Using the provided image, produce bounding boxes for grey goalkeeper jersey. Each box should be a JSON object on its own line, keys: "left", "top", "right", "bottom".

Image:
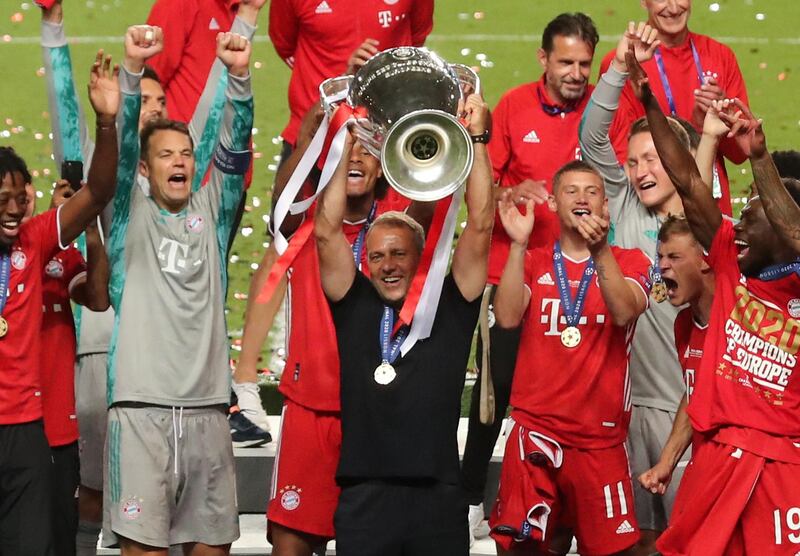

{"left": 40, "top": 17, "right": 256, "bottom": 357}
{"left": 106, "top": 70, "right": 253, "bottom": 408}
{"left": 579, "top": 65, "right": 684, "bottom": 413}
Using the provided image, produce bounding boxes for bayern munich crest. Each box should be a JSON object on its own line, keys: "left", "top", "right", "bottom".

{"left": 279, "top": 485, "right": 302, "bottom": 511}
{"left": 10, "top": 250, "right": 26, "bottom": 270}
{"left": 185, "top": 214, "right": 204, "bottom": 233}
{"left": 121, "top": 497, "right": 142, "bottom": 520}
{"left": 788, "top": 298, "right": 800, "bottom": 319}
{"left": 45, "top": 259, "right": 64, "bottom": 278}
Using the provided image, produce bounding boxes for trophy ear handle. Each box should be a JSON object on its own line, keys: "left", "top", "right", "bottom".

{"left": 450, "top": 63, "right": 481, "bottom": 98}
{"left": 319, "top": 75, "right": 354, "bottom": 116}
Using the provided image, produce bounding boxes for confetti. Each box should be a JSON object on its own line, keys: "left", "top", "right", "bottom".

{"left": 778, "top": 72, "right": 787, "bottom": 81}
{"left": 4, "top": 119, "right": 12, "bottom": 125}
{"left": 476, "top": 53, "right": 487, "bottom": 62}
{"left": 457, "top": 12, "right": 469, "bottom": 20}
{"left": 254, "top": 61, "right": 263, "bottom": 69}
{"left": 34, "top": 132, "right": 43, "bottom": 140}
{"left": 42, "top": 168, "right": 50, "bottom": 176}
{"left": 36, "top": 191, "right": 44, "bottom": 198}
{"left": 262, "top": 214, "right": 271, "bottom": 223}
{"left": 473, "top": 11, "right": 484, "bottom": 20}
{"left": 234, "top": 292, "right": 248, "bottom": 300}
{"left": 241, "top": 226, "right": 254, "bottom": 237}
{"left": 460, "top": 48, "right": 471, "bottom": 56}
{"left": 253, "top": 152, "right": 263, "bottom": 159}
{"left": 267, "top": 164, "right": 278, "bottom": 172}
{"left": 21, "top": 3, "right": 31, "bottom": 10}
{"left": 36, "top": 67, "right": 45, "bottom": 77}
{"left": 10, "top": 12, "right": 23, "bottom": 23}
{"left": 252, "top": 127, "right": 259, "bottom": 135}
{"left": 2, "top": 35, "right": 12, "bottom": 43}
{"left": 759, "top": 62, "right": 767, "bottom": 69}
{"left": 252, "top": 197, "right": 261, "bottom": 207}
{"left": 709, "top": 3, "right": 720, "bottom": 12}
{"left": 755, "top": 13, "right": 765, "bottom": 21}
{"left": 250, "top": 263, "right": 259, "bottom": 270}
{"left": 229, "top": 254, "right": 240, "bottom": 263}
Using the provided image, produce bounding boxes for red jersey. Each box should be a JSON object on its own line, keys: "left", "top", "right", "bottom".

{"left": 687, "top": 220, "right": 800, "bottom": 463}
{"left": 486, "top": 78, "right": 593, "bottom": 284}
{"left": 599, "top": 32, "right": 749, "bottom": 215}
{"left": 0, "top": 209, "right": 61, "bottom": 425}
{"left": 510, "top": 244, "right": 651, "bottom": 449}
{"left": 147, "top": 0, "right": 238, "bottom": 124}
{"left": 269, "top": 0, "right": 433, "bottom": 146}
{"left": 40, "top": 246, "right": 86, "bottom": 447}
{"left": 673, "top": 307, "right": 708, "bottom": 403}
{"left": 279, "top": 194, "right": 409, "bottom": 412}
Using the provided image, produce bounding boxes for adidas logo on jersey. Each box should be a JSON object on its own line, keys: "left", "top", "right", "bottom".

{"left": 523, "top": 130, "right": 540, "bottom": 144}
{"left": 208, "top": 17, "right": 220, "bottom": 30}
{"left": 616, "top": 520, "right": 635, "bottom": 534}
{"left": 315, "top": 1, "right": 333, "bottom": 13}
{"left": 537, "top": 272, "right": 555, "bottom": 286}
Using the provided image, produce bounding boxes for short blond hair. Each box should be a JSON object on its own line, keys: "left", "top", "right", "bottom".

{"left": 367, "top": 211, "right": 425, "bottom": 254}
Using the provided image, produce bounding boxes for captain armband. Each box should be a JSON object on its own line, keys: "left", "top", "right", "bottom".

{"left": 213, "top": 144, "right": 252, "bottom": 175}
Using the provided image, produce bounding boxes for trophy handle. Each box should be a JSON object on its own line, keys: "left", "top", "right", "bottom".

{"left": 319, "top": 75, "right": 354, "bottom": 116}
{"left": 450, "top": 63, "right": 481, "bottom": 98}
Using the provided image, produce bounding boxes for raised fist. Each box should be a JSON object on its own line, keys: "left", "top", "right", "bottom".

{"left": 124, "top": 25, "right": 164, "bottom": 73}
{"left": 216, "top": 32, "right": 251, "bottom": 78}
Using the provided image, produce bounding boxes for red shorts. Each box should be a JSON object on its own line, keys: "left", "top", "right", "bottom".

{"left": 489, "top": 422, "right": 639, "bottom": 555}
{"left": 658, "top": 439, "right": 800, "bottom": 556}
{"left": 267, "top": 400, "right": 341, "bottom": 539}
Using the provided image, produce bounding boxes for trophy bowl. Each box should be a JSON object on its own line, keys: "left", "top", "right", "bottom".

{"left": 339, "top": 46, "right": 480, "bottom": 201}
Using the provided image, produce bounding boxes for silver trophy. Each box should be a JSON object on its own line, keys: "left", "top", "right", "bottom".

{"left": 319, "top": 47, "right": 481, "bottom": 201}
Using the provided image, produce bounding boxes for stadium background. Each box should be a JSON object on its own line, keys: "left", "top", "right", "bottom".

{"left": 1, "top": 0, "right": 798, "bottom": 411}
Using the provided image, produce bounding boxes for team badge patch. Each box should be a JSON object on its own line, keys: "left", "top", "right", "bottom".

{"left": 788, "top": 298, "right": 800, "bottom": 319}
{"left": 10, "top": 250, "right": 26, "bottom": 270}
{"left": 279, "top": 485, "right": 302, "bottom": 511}
{"left": 121, "top": 497, "right": 142, "bottom": 520}
{"left": 45, "top": 259, "right": 64, "bottom": 278}
{"left": 185, "top": 214, "right": 204, "bottom": 233}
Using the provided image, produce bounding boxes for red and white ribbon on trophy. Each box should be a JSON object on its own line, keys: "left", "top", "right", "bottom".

{"left": 257, "top": 101, "right": 464, "bottom": 353}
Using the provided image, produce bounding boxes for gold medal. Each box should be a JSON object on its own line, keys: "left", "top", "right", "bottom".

{"left": 374, "top": 362, "right": 396, "bottom": 385}
{"left": 651, "top": 281, "right": 668, "bottom": 303}
{"left": 560, "top": 326, "right": 581, "bottom": 348}
{"left": 0, "top": 316, "right": 7, "bottom": 339}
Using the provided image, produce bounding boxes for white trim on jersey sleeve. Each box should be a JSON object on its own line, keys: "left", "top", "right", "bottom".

{"left": 624, "top": 276, "right": 650, "bottom": 311}
{"left": 56, "top": 204, "right": 69, "bottom": 250}
{"left": 67, "top": 270, "right": 87, "bottom": 294}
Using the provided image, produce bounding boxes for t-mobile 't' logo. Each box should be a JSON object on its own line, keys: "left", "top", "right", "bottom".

{"left": 378, "top": 10, "right": 392, "bottom": 28}
{"left": 158, "top": 238, "right": 189, "bottom": 274}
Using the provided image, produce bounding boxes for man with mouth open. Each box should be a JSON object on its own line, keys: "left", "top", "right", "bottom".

{"left": 317, "top": 93, "right": 493, "bottom": 555}
{"left": 264, "top": 115, "right": 412, "bottom": 553}
{"left": 0, "top": 50, "right": 119, "bottom": 555}
{"left": 626, "top": 48, "right": 800, "bottom": 556}
{"left": 638, "top": 215, "right": 714, "bottom": 502}
{"left": 487, "top": 160, "right": 651, "bottom": 556}
{"left": 580, "top": 22, "right": 701, "bottom": 555}
{"left": 598, "top": 0, "right": 749, "bottom": 215}
{"left": 101, "top": 32, "right": 252, "bottom": 555}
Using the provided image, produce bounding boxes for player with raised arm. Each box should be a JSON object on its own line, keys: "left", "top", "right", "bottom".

{"left": 102, "top": 32, "right": 252, "bottom": 555}
{"left": 316, "top": 93, "right": 493, "bottom": 554}
{"left": 488, "top": 159, "right": 651, "bottom": 556}
{"left": 0, "top": 50, "right": 119, "bottom": 555}
{"left": 638, "top": 216, "right": 714, "bottom": 499}
{"left": 626, "top": 46, "right": 800, "bottom": 556}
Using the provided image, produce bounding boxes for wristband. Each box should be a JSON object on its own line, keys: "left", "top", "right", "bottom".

{"left": 214, "top": 144, "right": 251, "bottom": 175}
{"left": 471, "top": 130, "right": 491, "bottom": 144}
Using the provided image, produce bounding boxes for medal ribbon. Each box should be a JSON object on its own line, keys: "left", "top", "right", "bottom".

{"left": 380, "top": 306, "right": 408, "bottom": 364}
{"left": 757, "top": 259, "right": 800, "bottom": 281}
{"left": 352, "top": 202, "right": 377, "bottom": 270}
{"left": 552, "top": 242, "right": 595, "bottom": 327}
{"left": 536, "top": 86, "right": 577, "bottom": 116}
{"left": 0, "top": 251, "right": 10, "bottom": 316}
{"left": 651, "top": 238, "right": 664, "bottom": 284}
{"left": 653, "top": 39, "right": 704, "bottom": 116}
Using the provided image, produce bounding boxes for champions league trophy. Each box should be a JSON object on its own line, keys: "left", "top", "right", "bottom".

{"left": 319, "top": 47, "right": 481, "bottom": 201}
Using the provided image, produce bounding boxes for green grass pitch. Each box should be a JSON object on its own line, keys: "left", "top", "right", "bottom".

{"left": 1, "top": 0, "right": 798, "bottom": 369}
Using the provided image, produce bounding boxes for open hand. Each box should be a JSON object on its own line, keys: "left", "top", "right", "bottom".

{"left": 613, "top": 21, "right": 660, "bottom": 72}
{"left": 511, "top": 178, "right": 548, "bottom": 206}
{"left": 717, "top": 98, "right": 766, "bottom": 158}
{"left": 692, "top": 72, "right": 725, "bottom": 124}
{"left": 88, "top": 50, "right": 120, "bottom": 119}
{"left": 498, "top": 189, "right": 534, "bottom": 246}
